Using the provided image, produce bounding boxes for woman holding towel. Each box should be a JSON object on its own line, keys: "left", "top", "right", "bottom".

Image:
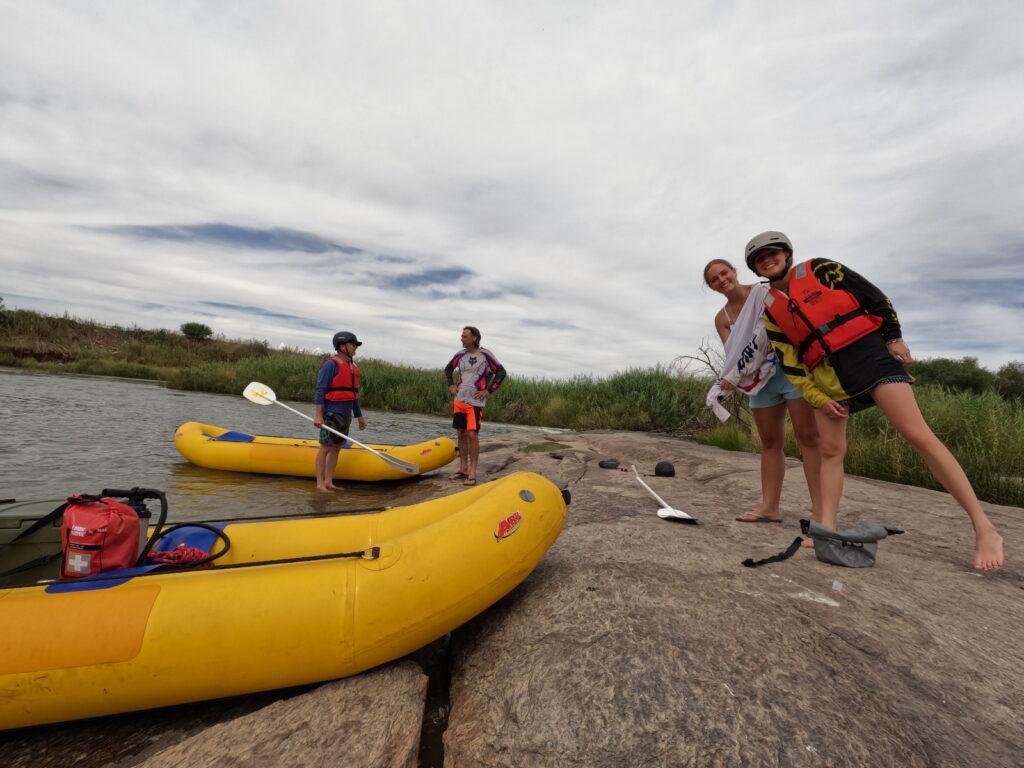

{"left": 704, "top": 259, "right": 823, "bottom": 526}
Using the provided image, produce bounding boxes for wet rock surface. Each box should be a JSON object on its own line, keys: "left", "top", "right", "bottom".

{"left": 3, "top": 431, "right": 1021, "bottom": 767}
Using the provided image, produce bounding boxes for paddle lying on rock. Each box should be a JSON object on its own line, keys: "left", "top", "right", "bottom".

{"left": 631, "top": 465, "right": 698, "bottom": 524}
{"left": 242, "top": 382, "right": 419, "bottom": 475}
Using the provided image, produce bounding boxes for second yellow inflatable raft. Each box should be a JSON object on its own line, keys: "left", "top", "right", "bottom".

{"left": 174, "top": 421, "right": 456, "bottom": 481}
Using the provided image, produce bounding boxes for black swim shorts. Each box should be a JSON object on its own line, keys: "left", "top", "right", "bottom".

{"left": 319, "top": 411, "right": 353, "bottom": 446}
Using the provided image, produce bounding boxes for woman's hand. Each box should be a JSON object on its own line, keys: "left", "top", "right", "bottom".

{"left": 719, "top": 379, "right": 736, "bottom": 392}
{"left": 887, "top": 340, "right": 913, "bottom": 367}
{"left": 357, "top": 416, "right": 367, "bottom": 431}
{"left": 477, "top": 389, "right": 491, "bottom": 400}
{"left": 821, "top": 400, "right": 849, "bottom": 420}
{"left": 448, "top": 384, "right": 458, "bottom": 396}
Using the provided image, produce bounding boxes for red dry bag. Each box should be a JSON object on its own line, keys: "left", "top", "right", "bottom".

{"left": 61, "top": 496, "right": 142, "bottom": 578}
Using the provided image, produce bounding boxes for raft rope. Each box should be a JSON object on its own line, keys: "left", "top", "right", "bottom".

{"left": 201, "top": 505, "right": 389, "bottom": 524}
{"left": 9, "top": 545, "right": 383, "bottom": 590}
{"left": 148, "top": 543, "right": 216, "bottom": 567}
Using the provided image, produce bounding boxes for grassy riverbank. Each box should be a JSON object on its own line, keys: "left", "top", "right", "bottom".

{"left": 699, "top": 387, "right": 1024, "bottom": 508}
{"left": 3, "top": 307, "right": 1023, "bottom": 505}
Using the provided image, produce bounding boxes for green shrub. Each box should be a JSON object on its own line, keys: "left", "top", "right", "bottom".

{"left": 910, "top": 357, "right": 996, "bottom": 394}
{"left": 995, "top": 362, "right": 1024, "bottom": 403}
{"left": 180, "top": 322, "right": 214, "bottom": 341}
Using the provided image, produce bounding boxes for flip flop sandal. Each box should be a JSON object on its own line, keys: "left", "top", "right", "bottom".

{"left": 735, "top": 512, "right": 783, "bottom": 523}
{"left": 450, "top": 471, "right": 469, "bottom": 480}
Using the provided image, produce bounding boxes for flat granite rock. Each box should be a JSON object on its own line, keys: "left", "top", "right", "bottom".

{"left": 445, "top": 430, "right": 1024, "bottom": 768}
{"left": 135, "top": 661, "right": 427, "bottom": 768}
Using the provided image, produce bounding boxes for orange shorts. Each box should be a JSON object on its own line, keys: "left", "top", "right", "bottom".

{"left": 453, "top": 400, "right": 483, "bottom": 431}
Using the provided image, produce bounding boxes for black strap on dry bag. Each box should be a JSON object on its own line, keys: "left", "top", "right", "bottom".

{"left": 742, "top": 536, "right": 803, "bottom": 568}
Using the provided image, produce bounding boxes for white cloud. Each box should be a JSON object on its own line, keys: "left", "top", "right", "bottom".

{"left": 2, "top": 1, "right": 1023, "bottom": 379}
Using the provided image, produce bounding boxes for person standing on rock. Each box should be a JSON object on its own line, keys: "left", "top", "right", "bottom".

{"left": 745, "top": 231, "right": 1004, "bottom": 571}
{"left": 443, "top": 326, "right": 506, "bottom": 486}
{"left": 313, "top": 331, "right": 367, "bottom": 492}
{"left": 704, "top": 259, "right": 823, "bottom": 530}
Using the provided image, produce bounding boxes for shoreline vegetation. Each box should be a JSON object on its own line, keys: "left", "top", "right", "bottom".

{"left": 2, "top": 307, "right": 1023, "bottom": 506}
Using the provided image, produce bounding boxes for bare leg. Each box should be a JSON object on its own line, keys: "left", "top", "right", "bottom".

{"left": 322, "top": 446, "right": 341, "bottom": 491}
{"left": 786, "top": 398, "right": 823, "bottom": 521}
{"left": 871, "top": 382, "right": 1003, "bottom": 571}
{"left": 813, "top": 409, "right": 848, "bottom": 531}
{"left": 315, "top": 445, "right": 338, "bottom": 491}
{"left": 454, "top": 429, "right": 469, "bottom": 476}
{"left": 466, "top": 430, "right": 481, "bottom": 482}
{"left": 741, "top": 404, "right": 786, "bottom": 521}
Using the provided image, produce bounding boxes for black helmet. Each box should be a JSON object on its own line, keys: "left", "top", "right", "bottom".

{"left": 332, "top": 331, "right": 362, "bottom": 350}
{"left": 654, "top": 461, "right": 675, "bottom": 477}
{"left": 744, "top": 231, "right": 793, "bottom": 275}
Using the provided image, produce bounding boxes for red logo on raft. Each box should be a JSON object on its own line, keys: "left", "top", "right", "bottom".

{"left": 420, "top": 448, "right": 433, "bottom": 455}
{"left": 494, "top": 511, "right": 523, "bottom": 541}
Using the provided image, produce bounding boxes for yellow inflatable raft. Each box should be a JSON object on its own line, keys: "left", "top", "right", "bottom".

{"left": 0, "top": 472, "right": 567, "bottom": 730}
{"left": 174, "top": 421, "right": 456, "bottom": 480}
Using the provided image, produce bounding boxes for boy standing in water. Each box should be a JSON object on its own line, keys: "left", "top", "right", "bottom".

{"left": 313, "top": 331, "right": 367, "bottom": 492}
{"left": 444, "top": 326, "right": 507, "bottom": 486}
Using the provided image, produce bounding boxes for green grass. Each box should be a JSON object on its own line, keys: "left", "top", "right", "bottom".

{"left": 4, "top": 307, "right": 1024, "bottom": 505}
{"left": 697, "top": 386, "right": 1024, "bottom": 507}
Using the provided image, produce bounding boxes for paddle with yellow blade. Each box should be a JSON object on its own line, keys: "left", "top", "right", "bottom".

{"left": 242, "top": 381, "right": 420, "bottom": 475}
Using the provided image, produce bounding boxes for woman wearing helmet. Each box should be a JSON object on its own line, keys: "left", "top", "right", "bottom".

{"left": 704, "top": 259, "right": 823, "bottom": 527}
{"left": 747, "top": 231, "right": 1003, "bottom": 571}
{"left": 312, "top": 331, "right": 368, "bottom": 491}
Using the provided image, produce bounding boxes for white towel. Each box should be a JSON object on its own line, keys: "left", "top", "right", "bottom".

{"left": 706, "top": 284, "right": 778, "bottom": 421}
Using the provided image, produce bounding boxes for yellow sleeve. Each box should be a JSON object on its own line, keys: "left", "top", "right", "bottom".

{"left": 762, "top": 313, "right": 830, "bottom": 409}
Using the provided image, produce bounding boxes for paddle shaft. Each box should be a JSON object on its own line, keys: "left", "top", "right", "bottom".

{"left": 632, "top": 466, "right": 676, "bottom": 511}
{"left": 268, "top": 399, "right": 418, "bottom": 475}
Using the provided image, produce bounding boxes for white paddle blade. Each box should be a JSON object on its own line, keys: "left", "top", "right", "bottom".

{"left": 657, "top": 507, "right": 698, "bottom": 524}
{"left": 243, "top": 381, "right": 277, "bottom": 405}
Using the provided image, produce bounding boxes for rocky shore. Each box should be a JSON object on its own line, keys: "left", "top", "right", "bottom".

{"left": 4, "top": 431, "right": 1022, "bottom": 767}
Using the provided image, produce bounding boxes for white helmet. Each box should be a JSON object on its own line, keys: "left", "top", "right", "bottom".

{"left": 744, "top": 231, "right": 793, "bottom": 274}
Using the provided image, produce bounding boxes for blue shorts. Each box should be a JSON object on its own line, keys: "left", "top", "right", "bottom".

{"left": 749, "top": 365, "right": 804, "bottom": 409}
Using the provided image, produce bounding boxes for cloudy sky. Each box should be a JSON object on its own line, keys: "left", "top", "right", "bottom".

{"left": 2, "top": 1, "right": 1023, "bottom": 378}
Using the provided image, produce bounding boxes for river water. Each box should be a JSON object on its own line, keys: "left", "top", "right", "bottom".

{"left": 0, "top": 368, "right": 531, "bottom": 521}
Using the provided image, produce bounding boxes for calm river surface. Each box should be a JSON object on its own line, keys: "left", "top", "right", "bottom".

{"left": 0, "top": 368, "right": 535, "bottom": 520}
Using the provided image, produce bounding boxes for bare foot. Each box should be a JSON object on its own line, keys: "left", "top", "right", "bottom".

{"left": 315, "top": 486, "right": 332, "bottom": 493}
{"left": 974, "top": 528, "right": 1004, "bottom": 571}
{"left": 800, "top": 538, "right": 815, "bottom": 549}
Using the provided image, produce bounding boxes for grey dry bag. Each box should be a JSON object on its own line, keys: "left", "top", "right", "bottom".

{"left": 742, "top": 519, "right": 903, "bottom": 569}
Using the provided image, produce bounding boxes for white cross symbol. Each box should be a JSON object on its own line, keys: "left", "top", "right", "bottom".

{"left": 67, "top": 553, "right": 92, "bottom": 573}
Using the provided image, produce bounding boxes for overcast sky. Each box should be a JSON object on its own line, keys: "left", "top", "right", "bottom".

{"left": 2, "top": 1, "right": 1023, "bottom": 378}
